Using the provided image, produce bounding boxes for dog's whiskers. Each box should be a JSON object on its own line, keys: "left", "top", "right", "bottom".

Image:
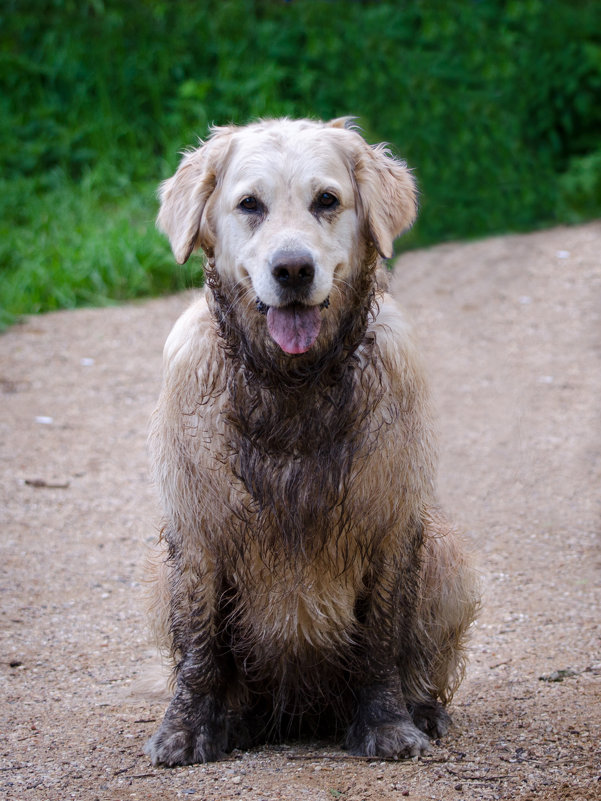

{"left": 218, "top": 278, "right": 255, "bottom": 319}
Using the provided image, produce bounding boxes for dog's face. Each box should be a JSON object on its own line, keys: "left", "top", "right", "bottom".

{"left": 158, "top": 119, "right": 417, "bottom": 354}
{"left": 210, "top": 127, "right": 361, "bottom": 310}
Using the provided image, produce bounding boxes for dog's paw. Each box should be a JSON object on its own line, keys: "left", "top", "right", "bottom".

{"left": 408, "top": 700, "right": 451, "bottom": 739}
{"left": 145, "top": 693, "right": 228, "bottom": 766}
{"left": 145, "top": 720, "right": 227, "bottom": 766}
{"left": 345, "top": 716, "right": 431, "bottom": 759}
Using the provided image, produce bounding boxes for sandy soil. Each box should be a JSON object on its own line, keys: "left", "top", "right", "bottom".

{"left": 1, "top": 221, "right": 600, "bottom": 800}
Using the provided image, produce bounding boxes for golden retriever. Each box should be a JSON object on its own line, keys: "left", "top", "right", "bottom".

{"left": 144, "top": 118, "right": 479, "bottom": 766}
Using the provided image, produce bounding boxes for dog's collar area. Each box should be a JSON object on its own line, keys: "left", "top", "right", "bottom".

{"left": 255, "top": 297, "right": 330, "bottom": 315}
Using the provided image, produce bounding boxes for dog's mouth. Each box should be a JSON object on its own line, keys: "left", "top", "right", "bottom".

{"left": 256, "top": 298, "right": 330, "bottom": 355}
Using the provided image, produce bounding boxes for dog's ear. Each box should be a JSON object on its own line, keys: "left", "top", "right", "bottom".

{"left": 157, "top": 128, "right": 234, "bottom": 264}
{"left": 354, "top": 141, "right": 418, "bottom": 260}
{"left": 327, "top": 116, "right": 358, "bottom": 130}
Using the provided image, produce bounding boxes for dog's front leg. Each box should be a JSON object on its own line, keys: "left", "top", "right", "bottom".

{"left": 145, "top": 654, "right": 228, "bottom": 767}
{"left": 345, "top": 673, "right": 430, "bottom": 758}
{"left": 145, "top": 677, "right": 227, "bottom": 766}
{"left": 145, "top": 558, "right": 229, "bottom": 766}
{"left": 346, "top": 519, "right": 431, "bottom": 758}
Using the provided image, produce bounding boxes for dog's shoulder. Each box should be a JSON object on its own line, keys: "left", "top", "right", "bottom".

{"left": 370, "top": 293, "right": 420, "bottom": 366}
{"left": 367, "top": 292, "right": 430, "bottom": 412}
{"left": 372, "top": 292, "right": 412, "bottom": 336}
{"left": 161, "top": 291, "right": 220, "bottom": 390}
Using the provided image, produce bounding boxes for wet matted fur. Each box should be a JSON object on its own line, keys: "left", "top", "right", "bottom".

{"left": 144, "top": 118, "right": 479, "bottom": 766}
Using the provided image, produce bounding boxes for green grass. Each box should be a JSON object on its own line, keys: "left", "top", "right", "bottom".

{"left": 0, "top": 170, "right": 203, "bottom": 329}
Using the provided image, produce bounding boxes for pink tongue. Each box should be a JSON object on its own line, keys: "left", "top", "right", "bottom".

{"left": 266, "top": 305, "right": 322, "bottom": 354}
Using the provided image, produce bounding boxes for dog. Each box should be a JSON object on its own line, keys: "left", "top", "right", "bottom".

{"left": 144, "top": 118, "right": 479, "bottom": 766}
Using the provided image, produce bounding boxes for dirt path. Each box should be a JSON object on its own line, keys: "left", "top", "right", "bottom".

{"left": 1, "top": 222, "right": 600, "bottom": 800}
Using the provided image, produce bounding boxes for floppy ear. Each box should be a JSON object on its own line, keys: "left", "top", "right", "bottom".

{"left": 354, "top": 141, "right": 418, "bottom": 259}
{"left": 157, "top": 127, "right": 234, "bottom": 264}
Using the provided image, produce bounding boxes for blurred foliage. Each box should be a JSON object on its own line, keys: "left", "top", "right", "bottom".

{"left": 1, "top": 0, "right": 600, "bottom": 324}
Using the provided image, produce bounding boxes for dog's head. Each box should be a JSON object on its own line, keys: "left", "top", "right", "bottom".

{"left": 158, "top": 118, "right": 417, "bottom": 355}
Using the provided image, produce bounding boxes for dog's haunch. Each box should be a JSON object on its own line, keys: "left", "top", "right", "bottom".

{"left": 145, "top": 118, "right": 479, "bottom": 766}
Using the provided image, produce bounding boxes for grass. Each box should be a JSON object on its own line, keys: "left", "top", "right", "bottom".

{"left": 0, "top": 169, "right": 203, "bottom": 330}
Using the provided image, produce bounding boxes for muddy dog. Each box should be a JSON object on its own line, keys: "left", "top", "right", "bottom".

{"left": 144, "top": 118, "right": 479, "bottom": 766}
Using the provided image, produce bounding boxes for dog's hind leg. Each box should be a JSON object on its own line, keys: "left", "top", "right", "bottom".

{"left": 404, "top": 507, "right": 480, "bottom": 737}
{"left": 406, "top": 699, "right": 451, "bottom": 738}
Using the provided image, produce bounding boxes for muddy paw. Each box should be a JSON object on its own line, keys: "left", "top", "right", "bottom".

{"left": 346, "top": 716, "right": 431, "bottom": 759}
{"left": 145, "top": 693, "right": 228, "bottom": 766}
{"left": 409, "top": 700, "right": 451, "bottom": 738}
{"left": 145, "top": 719, "right": 227, "bottom": 766}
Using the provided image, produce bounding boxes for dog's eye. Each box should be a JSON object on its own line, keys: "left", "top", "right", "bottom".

{"left": 316, "top": 192, "right": 338, "bottom": 209}
{"left": 239, "top": 196, "right": 259, "bottom": 211}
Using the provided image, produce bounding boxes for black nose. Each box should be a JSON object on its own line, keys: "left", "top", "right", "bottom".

{"left": 271, "top": 249, "right": 315, "bottom": 290}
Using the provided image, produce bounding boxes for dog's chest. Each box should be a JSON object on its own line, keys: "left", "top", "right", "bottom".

{"left": 230, "top": 548, "right": 364, "bottom": 660}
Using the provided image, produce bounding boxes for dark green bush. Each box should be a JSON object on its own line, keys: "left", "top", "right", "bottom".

{"left": 1, "top": 0, "right": 600, "bottom": 323}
